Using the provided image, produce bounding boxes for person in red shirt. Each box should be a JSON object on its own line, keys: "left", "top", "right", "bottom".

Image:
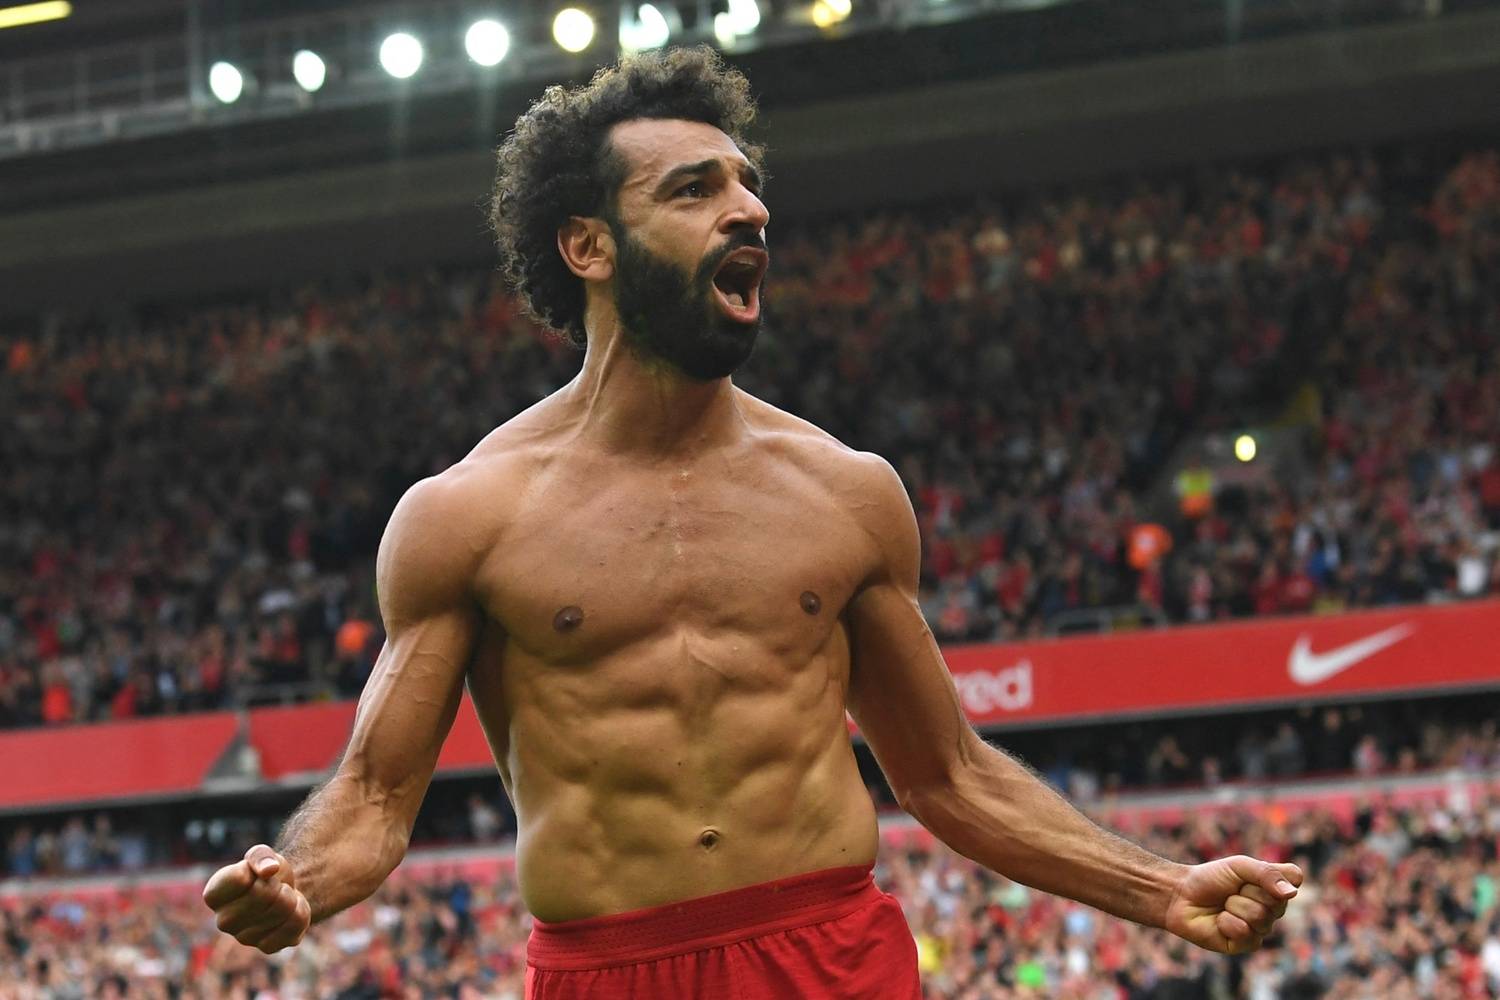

{"left": 110, "top": 679, "right": 137, "bottom": 720}
{"left": 1253, "top": 560, "right": 1284, "bottom": 617}
{"left": 1279, "top": 563, "right": 1317, "bottom": 614}
{"left": 40, "top": 662, "right": 73, "bottom": 725}
{"left": 1479, "top": 453, "right": 1500, "bottom": 528}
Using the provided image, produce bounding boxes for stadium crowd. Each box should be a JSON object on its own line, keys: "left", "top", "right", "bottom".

{"left": 1, "top": 142, "right": 1498, "bottom": 731}
{"left": 3, "top": 790, "right": 1498, "bottom": 998}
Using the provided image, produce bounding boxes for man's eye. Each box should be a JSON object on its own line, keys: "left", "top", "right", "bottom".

{"left": 677, "top": 181, "right": 707, "bottom": 198}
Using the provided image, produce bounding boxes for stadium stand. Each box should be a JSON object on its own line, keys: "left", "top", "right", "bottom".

{"left": 5, "top": 781, "right": 1498, "bottom": 998}
{"left": 1, "top": 143, "right": 1497, "bottom": 728}
{"left": 4, "top": 8, "right": 1500, "bottom": 991}
{"left": 2, "top": 23, "right": 1500, "bottom": 995}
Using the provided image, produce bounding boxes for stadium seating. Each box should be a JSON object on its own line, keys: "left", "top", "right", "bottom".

{"left": 5, "top": 789, "right": 1497, "bottom": 998}
{"left": 1, "top": 144, "right": 1496, "bottom": 729}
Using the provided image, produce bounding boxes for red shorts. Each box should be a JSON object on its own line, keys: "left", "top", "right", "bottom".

{"left": 524, "top": 863, "right": 922, "bottom": 998}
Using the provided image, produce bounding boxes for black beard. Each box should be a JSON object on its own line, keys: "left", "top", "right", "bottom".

{"left": 612, "top": 228, "right": 764, "bottom": 382}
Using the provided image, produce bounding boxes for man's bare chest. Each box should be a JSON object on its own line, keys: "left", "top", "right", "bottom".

{"left": 475, "top": 462, "right": 875, "bottom": 668}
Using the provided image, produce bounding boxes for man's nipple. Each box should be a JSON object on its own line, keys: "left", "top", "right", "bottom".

{"left": 552, "top": 606, "right": 583, "bottom": 632}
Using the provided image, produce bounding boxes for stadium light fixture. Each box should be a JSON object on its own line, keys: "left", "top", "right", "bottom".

{"left": 292, "top": 50, "right": 326, "bottom": 92}
{"left": 620, "top": 4, "right": 670, "bottom": 52}
{"left": 465, "top": 19, "right": 511, "bottom": 66}
{"left": 1235, "top": 434, "right": 1258, "bottom": 463}
{"left": 713, "top": 12, "right": 736, "bottom": 45}
{"left": 812, "top": 0, "right": 850, "bottom": 27}
{"left": 713, "top": 0, "right": 760, "bottom": 44}
{"left": 0, "top": 1, "right": 71, "bottom": 31}
{"left": 553, "top": 7, "right": 595, "bottom": 52}
{"left": 379, "top": 32, "right": 423, "bottom": 79}
{"left": 208, "top": 61, "right": 245, "bottom": 104}
{"left": 727, "top": 0, "right": 761, "bottom": 34}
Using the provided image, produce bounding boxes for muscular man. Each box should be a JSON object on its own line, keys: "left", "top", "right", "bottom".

{"left": 203, "top": 47, "right": 1302, "bottom": 996}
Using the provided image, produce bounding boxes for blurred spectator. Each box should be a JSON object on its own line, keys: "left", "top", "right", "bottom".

{"left": 9, "top": 790, "right": 1499, "bottom": 998}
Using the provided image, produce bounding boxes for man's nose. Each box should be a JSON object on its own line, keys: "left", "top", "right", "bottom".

{"left": 721, "top": 185, "right": 769, "bottom": 236}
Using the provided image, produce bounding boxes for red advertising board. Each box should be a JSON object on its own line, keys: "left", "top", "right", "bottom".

{"left": 936, "top": 598, "right": 1500, "bottom": 728}
{"left": 0, "top": 713, "right": 237, "bottom": 809}
{"left": 1, "top": 600, "right": 1495, "bottom": 810}
{"left": 248, "top": 702, "right": 357, "bottom": 780}
{"left": 244, "top": 697, "right": 494, "bottom": 781}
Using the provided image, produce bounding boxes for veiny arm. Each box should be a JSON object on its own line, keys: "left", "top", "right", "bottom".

{"left": 842, "top": 454, "right": 1300, "bottom": 952}
{"left": 204, "top": 470, "right": 485, "bottom": 950}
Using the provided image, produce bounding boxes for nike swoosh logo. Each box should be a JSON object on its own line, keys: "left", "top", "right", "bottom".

{"left": 1287, "top": 623, "right": 1417, "bottom": 685}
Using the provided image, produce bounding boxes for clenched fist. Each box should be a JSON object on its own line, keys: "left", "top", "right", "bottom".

{"left": 1164, "top": 855, "right": 1304, "bottom": 955}
{"left": 202, "top": 844, "right": 311, "bottom": 954}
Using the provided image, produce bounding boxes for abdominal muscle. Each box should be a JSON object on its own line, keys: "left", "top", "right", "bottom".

{"left": 477, "top": 648, "right": 881, "bottom": 923}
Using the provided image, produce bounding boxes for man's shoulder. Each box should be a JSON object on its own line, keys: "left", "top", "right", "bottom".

{"left": 736, "top": 389, "right": 904, "bottom": 506}
{"left": 738, "top": 393, "right": 914, "bottom": 593}
{"left": 380, "top": 463, "right": 494, "bottom": 581}
{"left": 377, "top": 420, "right": 553, "bottom": 616}
{"left": 428, "top": 397, "right": 564, "bottom": 500}
{"left": 384, "top": 412, "right": 555, "bottom": 562}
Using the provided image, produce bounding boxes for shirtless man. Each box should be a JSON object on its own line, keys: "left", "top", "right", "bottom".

{"left": 203, "top": 47, "right": 1303, "bottom": 997}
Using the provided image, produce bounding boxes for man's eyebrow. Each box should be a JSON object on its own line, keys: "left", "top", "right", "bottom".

{"left": 654, "top": 158, "right": 763, "bottom": 196}
{"left": 655, "top": 158, "right": 719, "bottom": 196}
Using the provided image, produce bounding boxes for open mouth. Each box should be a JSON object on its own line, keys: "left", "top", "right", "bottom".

{"left": 711, "top": 247, "right": 768, "bottom": 322}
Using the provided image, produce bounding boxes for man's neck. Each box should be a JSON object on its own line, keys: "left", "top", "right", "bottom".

{"left": 560, "top": 324, "right": 747, "bottom": 461}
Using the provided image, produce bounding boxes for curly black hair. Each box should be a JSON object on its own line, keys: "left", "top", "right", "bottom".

{"left": 489, "top": 45, "right": 766, "bottom": 349}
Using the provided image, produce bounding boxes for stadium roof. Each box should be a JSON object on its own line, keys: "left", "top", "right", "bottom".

{"left": 3, "top": 0, "right": 1500, "bottom": 313}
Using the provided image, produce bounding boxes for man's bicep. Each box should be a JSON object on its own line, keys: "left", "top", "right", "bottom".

{"left": 845, "top": 455, "right": 978, "bottom": 807}
{"left": 339, "top": 475, "right": 484, "bottom": 818}
{"left": 846, "top": 582, "right": 977, "bottom": 804}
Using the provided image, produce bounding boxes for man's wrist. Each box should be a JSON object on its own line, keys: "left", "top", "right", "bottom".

{"left": 1153, "top": 860, "right": 1192, "bottom": 931}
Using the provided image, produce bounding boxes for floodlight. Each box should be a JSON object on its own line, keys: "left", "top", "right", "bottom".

{"left": 620, "top": 4, "right": 670, "bottom": 51}
{"left": 465, "top": 19, "right": 511, "bottom": 66}
{"left": 292, "top": 50, "right": 326, "bottom": 92}
{"left": 727, "top": 0, "right": 760, "bottom": 33}
{"left": 208, "top": 61, "right": 244, "bottom": 104}
{"left": 379, "top": 32, "right": 423, "bottom": 79}
{"left": 553, "top": 8, "right": 595, "bottom": 52}
{"left": 813, "top": 0, "right": 850, "bottom": 26}
{"left": 0, "top": 1, "right": 71, "bottom": 31}
{"left": 713, "top": 11, "right": 737, "bottom": 45}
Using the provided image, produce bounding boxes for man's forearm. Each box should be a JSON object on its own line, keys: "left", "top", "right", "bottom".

{"left": 902, "top": 740, "right": 1188, "bottom": 929}
{"left": 275, "top": 772, "right": 411, "bottom": 924}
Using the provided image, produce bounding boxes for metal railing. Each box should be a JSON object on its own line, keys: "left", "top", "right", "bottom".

{"left": 0, "top": 0, "right": 961, "bottom": 159}
{"left": 1, "top": 0, "right": 1468, "bottom": 162}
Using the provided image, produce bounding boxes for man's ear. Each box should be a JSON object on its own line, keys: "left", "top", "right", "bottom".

{"left": 557, "top": 217, "right": 616, "bottom": 282}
